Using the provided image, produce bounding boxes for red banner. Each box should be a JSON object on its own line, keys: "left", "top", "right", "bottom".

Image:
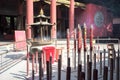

{"left": 76, "top": 3, "right": 113, "bottom": 37}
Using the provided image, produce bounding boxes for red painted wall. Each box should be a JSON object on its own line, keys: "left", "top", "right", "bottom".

{"left": 76, "top": 3, "right": 113, "bottom": 37}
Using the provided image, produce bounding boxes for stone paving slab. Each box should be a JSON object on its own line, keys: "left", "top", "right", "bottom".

{"left": 0, "top": 60, "right": 27, "bottom": 80}
{"left": 1, "top": 56, "right": 119, "bottom": 80}
{"left": 0, "top": 40, "right": 120, "bottom": 80}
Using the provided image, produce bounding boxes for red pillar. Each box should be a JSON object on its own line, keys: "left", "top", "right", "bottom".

{"left": 69, "top": 0, "right": 74, "bottom": 38}
{"left": 26, "top": 0, "right": 33, "bottom": 39}
{"left": 50, "top": 0, "right": 56, "bottom": 39}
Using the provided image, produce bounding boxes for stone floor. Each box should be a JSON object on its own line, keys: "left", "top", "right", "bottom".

{"left": 0, "top": 39, "right": 120, "bottom": 80}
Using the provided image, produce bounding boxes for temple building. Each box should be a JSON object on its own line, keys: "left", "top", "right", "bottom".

{"left": 0, "top": 0, "right": 120, "bottom": 40}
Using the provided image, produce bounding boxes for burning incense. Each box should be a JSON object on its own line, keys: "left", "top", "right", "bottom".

{"left": 78, "top": 24, "right": 82, "bottom": 51}
{"left": 67, "top": 28, "right": 70, "bottom": 58}
{"left": 78, "top": 24, "right": 82, "bottom": 64}
{"left": 74, "top": 28, "right": 77, "bottom": 69}
{"left": 90, "top": 25, "right": 93, "bottom": 51}
{"left": 67, "top": 29, "right": 70, "bottom": 67}
{"left": 83, "top": 23, "right": 87, "bottom": 72}
{"left": 90, "top": 25, "right": 93, "bottom": 62}
{"left": 83, "top": 23, "right": 87, "bottom": 51}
